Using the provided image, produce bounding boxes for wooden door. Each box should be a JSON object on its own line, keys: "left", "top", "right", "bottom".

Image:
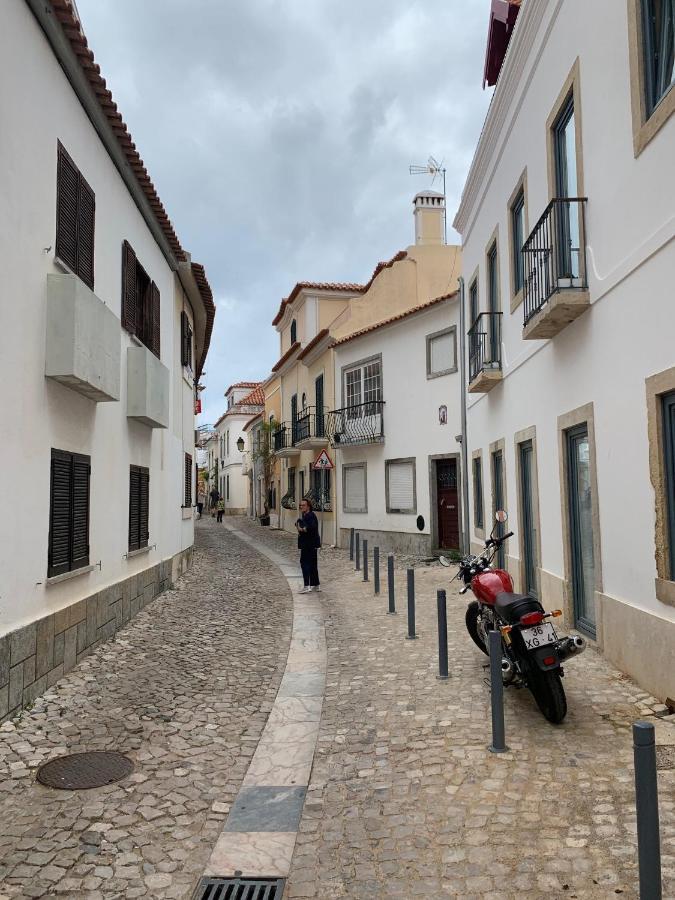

{"left": 436, "top": 459, "right": 459, "bottom": 550}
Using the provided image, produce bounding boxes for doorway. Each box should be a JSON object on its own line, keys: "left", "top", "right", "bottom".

{"left": 519, "top": 439, "right": 538, "bottom": 597}
{"left": 435, "top": 458, "right": 460, "bottom": 550}
{"left": 492, "top": 449, "right": 506, "bottom": 569}
{"left": 566, "top": 424, "right": 596, "bottom": 636}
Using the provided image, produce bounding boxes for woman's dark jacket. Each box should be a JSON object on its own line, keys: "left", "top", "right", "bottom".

{"left": 297, "top": 511, "right": 320, "bottom": 549}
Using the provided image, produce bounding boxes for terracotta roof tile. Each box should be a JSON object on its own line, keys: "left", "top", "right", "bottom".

{"left": 271, "top": 341, "right": 301, "bottom": 372}
{"left": 226, "top": 381, "right": 262, "bottom": 393}
{"left": 297, "top": 328, "right": 330, "bottom": 360}
{"left": 272, "top": 283, "right": 364, "bottom": 326}
{"left": 331, "top": 291, "right": 458, "bottom": 347}
{"left": 241, "top": 385, "right": 266, "bottom": 406}
{"left": 190, "top": 262, "right": 215, "bottom": 380}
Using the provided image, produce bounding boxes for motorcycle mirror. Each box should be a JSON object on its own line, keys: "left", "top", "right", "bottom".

{"left": 495, "top": 509, "right": 508, "bottom": 524}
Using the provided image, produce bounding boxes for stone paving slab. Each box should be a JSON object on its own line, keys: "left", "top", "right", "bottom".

{"left": 228, "top": 518, "right": 675, "bottom": 900}
{"left": 0, "top": 521, "right": 293, "bottom": 899}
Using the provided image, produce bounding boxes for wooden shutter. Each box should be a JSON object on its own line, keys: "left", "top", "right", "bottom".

{"left": 77, "top": 175, "right": 95, "bottom": 289}
{"left": 48, "top": 450, "right": 73, "bottom": 577}
{"left": 121, "top": 240, "right": 137, "bottom": 333}
{"left": 139, "top": 469, "right": 150, "bottom": 547}
{"left": 184, "top": 453, "right": 192, "bottom": 506}
{"left": 71, "top": 453, "right": 91, "bottom": 570}
{"left": 345, "top": 466, "right": 366, "bottom": 511}
{"left": 55, "top": 143, "right": 79, "bottom": 274}
{"left": 180, "top": 311, "right": 189, "bottom": 366}
{"left": 150, "top": 281, "right": 161, "bottom": 358}
{"left": 128, "top": 467, "right": 141, "bottom": 551}
{"left": 387, "top": 460, "right": 415, "bottom": 512}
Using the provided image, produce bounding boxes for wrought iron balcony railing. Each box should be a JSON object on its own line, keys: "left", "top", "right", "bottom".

{"left": 325, "top": 400, "right": 385, "bottom": 448}
{"left": 294, "top": 406, "right": 326, "bottom": 443}
{"left": 280, "top": 490, "right": 296, "bottom": 509}
{"left": 303, "top": 488, "right": 332, "bottom": 512}
{"left": 468, "top": 312, "right": 502, "bottom": 383}
{"left": 273, "top": 422, "right": 294, "bottom": 452}
{"left": 522, "top": 197, "right": 588, "bottom": 326}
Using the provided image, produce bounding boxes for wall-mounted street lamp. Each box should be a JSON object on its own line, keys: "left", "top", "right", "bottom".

{"left": 236, "top": 437, "right": 245, "bottom": 452}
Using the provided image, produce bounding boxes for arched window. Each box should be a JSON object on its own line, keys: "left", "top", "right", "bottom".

{"left": 290, "top": 319, "right": 297, "bottom": 344}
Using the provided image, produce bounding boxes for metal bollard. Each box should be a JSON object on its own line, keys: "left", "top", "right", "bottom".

{"left": 374, "top": 547, "right": 380, "bottom": 594}
{"left": 387, "top": 555, "right": 396, "bottom": 614}
{"left": 436, "top": 590, "right": 449, "bottom": 680}
{"left": 488, "top": 630, "right": 508, "bottom": 753}
{"left": 355, "top": 533, "right": 361, "bottom": 571}
{"left": 349, "top": 527, "right": 355, "bottom": 561}
{"left": 406, "top": 569, "right": 417, "bottom": 639}
{"left": 633, "top": 722, "right": 662, "bottom": 899}
{"left": 363, "top": 540, "right": 369, "bottom": 582}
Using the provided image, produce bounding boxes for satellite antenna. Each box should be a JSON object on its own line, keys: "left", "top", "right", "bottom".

{"left": 409, "top": 156, "right": 447, "bottom": 245}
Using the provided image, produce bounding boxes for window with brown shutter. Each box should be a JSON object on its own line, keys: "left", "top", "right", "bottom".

{"left": 121, "top": 240, "right": 161, "bottom": 359}
{"left": 48, "top": 449, "right": 91, "bottom": 577}
{"left": 180, "top": 311, "right": 193, "bottom": 369}
{"left": 128, "top": 465, "right": 150, "bottom": 552}
{"left": 184, "top": 453, "right": 192, "bottom": 507}
{"left": 55, "top": 142, "right": 95, "bottom": 290}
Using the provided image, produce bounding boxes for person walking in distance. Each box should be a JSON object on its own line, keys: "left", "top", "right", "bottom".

{"left": 210, "top": 486, "right": 219, "bottom": 517}
{"left": 296, "top": 498, "right": 321, "bottom": 593}
{"left": 216, "top": 496, "right": 225, "bottom": 523}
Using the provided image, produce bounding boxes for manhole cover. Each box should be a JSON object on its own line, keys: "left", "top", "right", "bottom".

{"left": 656, "top": 746, "right": 675, "bottom": 770}
{"left": 36, "top": 751, "right": 134, "bottom": 790}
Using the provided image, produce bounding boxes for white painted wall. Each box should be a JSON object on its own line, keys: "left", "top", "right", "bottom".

{"left": 455, "top": 0, "right": 675, "bottom": 625}
{"left": 0, "top": 2, "right": 196, "bottom": 635}
{"left": 213, "top": 413, "right": 254, "bottom": 512}
{"left": 333, "top": 300, "right": 462, "bottom": 547}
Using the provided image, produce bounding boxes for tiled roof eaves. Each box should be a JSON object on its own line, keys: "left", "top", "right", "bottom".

{"left": 297, "top": 328, "right": 330, "bottom": 360}
{"left": 331, "top": 291, "right": 457, "bottom": 347}
{"left": 271, "top": 341, "right": 301, "bottom": 372}
{"left": 45, "top": 0, "right": 185, "bottom": 262}
{"left": 241, "top": 386, "right": 266, "bottom": 406}
{"left": 272, "top": 283, "right": 365, "bottom": 326}
{"left": 362, "top": 250, "right": 407, "bottom": 292}
{"left": 225, "top": 381, "right": 262, "bottom": 394}
{"left": 191, "top": 262, "right": 215, "bottom": 380}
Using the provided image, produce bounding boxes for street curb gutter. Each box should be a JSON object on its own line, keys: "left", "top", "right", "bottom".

{"left": 203, "top": 523, "right": 326, "bottom": 879}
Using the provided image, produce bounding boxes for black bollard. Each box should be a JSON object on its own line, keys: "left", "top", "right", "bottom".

{"left": 488, "top": 630, "right": 508, "bottom": 753}
{"left": 436, "top": 590, "right": 449, "bottom": 680}
{"left": 374, "top": 547, "right": 380, "bottom": 594}
{"left": 406, "top": 569, "right": 416, "bottom": 639}
{"left": 349, "top": 527, "right": 355, "bottom": 561}
{"left": 355, "top": 533, "right": 361, "bottom": 571}
{"left": 363, "top": 540, "right": 369, "bottom": 582}
{"left": 387, "top": 555, "right": 396, "bottom": 614}
{"left": 633, "top": 722, "right": 663, "bottom": 899}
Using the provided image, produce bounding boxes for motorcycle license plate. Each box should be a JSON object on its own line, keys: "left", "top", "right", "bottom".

{"left": 521, "top": 622, "right": 557, "bottom": 650}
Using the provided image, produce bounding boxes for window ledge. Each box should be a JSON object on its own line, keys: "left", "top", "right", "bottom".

{"left": 655, "top": 578, "right": 675, "bottom": 608}
{"left": 126, "top": 545, "right": 152, "bottom": 560}
{"left": 182, "top": 370, "right": 194, "bottom": 389}
{"left": 427, "top": 366, "right": 458, "bottom": 380}
{"left": 46, "top": 564, "right": 95, "bottom": 586}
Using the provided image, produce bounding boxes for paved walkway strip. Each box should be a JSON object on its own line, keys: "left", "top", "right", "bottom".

{"left": 205, "top": 523, "right": 326, "bottom": 881}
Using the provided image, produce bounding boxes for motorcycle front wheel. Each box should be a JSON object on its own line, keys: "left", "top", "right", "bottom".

{"left": 465, "top": 602, "right": 489, "bottom": 656}
{"left": 528, "top": 669, "right": 567, "bottom": 724}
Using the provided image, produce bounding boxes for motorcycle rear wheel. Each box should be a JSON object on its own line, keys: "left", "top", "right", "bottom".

{"left": 465, "top": 602, "right": 489, "bottom": 656}
{"left": 528, "top": 669, "right": 567, "bottom": 724}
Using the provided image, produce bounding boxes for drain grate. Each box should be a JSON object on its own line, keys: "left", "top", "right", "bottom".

{"left": 36, "top": 751, "right": 134, "bottom": 790}
{"left": 193, "top": 876, "right": 285, "bottom": 900}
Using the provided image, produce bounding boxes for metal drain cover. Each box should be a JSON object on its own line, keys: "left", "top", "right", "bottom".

{"left": 37, "top": 751, "right": 134, "bottom": 790}
{"left": 193, "top": 876, "right": 285, "bottom": 900}
{"left": 656, "top": 746, "right": 675, "bottom": 770}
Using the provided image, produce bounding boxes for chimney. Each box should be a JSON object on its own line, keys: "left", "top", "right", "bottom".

{"left": 413, "top": 191, "right": 445, "bottom": 246}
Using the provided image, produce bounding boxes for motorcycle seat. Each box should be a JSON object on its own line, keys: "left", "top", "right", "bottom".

{"left": 495, "top": 592, "right": 541, "bottom": 623}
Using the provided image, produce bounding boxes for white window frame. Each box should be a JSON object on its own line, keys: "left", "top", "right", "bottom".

{"left": 342, "top": 355, "right": 382, "bottom": 412}
{"left": 342, "top": 462, "right": 368, "bottom": 513}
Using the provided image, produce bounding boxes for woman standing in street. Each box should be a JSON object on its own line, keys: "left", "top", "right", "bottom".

{"left": 296, "top": 498, "right": 321, "bottom": 593}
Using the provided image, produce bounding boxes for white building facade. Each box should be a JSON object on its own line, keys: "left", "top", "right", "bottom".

{"left": 331, "top": 295, "right": 463, "bottom": 556}
{"left": 453, "top": 0, "right": 675, "bottom": 701}
{"left": 212, "top": 384, "right": 264, "bottom": 514}
{"left": 0, "top": 0, "right": 215, "bottom": 720}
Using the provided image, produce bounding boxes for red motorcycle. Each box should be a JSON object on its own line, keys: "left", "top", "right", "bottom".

{"left": 454, "top": 511, "right": 586, "bottom": 724}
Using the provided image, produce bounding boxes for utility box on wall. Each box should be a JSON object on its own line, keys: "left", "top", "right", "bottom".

{"left": 127, "top": 345, "right": 169, "bottom": 428}
{"left": 45, "top": 273, "right": 120, "bottom": 402}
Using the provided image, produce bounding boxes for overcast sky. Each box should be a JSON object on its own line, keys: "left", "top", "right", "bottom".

{"left": 76, "top": 0, "right": 493, "bottom": 426}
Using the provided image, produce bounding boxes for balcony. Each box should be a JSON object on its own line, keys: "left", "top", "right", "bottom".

{"left": 326, "top": 401, "right": 385, "bottom": 448}
{"left": 522, "top": 198, "right": 589, "bottom": 339}
{"left": 127, "top": 345, "right": 169, "bottom": 428}
{"left": 294, "top": 406, "right": 328, "bottom": 448}
{"left": 45, "top": 273, "right": 120, "bottom": 402}
{"left": 468, "top": 312, "right": 503, "bottom": 393}
{"left": 273, "top": 422, "right": 299, "bottom": 457}
{"left": 281, "top": 490, "right": 296, "bottom": 510}
{"left": 304, "top": 487, "right": 332, "bottom": 513}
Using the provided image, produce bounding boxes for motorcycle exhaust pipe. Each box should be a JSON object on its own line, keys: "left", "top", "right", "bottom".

{"left": 501, "top": 657, "right": 515, "bottom": 684}
{"left": 558, "top": 634, "right": 587, "bottom": 662}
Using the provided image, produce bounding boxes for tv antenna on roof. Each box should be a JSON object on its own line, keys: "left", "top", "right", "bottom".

{"left": 409, "top": 156, "right": 447, "bottom": 244}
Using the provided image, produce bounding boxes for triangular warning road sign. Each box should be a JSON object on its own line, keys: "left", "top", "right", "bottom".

{"left": 313, "top": 449, "right": 334, "bottom": 470}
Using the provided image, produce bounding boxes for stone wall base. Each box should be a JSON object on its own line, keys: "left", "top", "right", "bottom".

{"left": 0, "top": 545, "right": 193, "bottom": 722}
{"left": 339, "top": 528, "right": 432, "bottom": 557}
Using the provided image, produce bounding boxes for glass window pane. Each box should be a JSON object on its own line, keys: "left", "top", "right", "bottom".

{"left": 512, "top": 192, "right": 525, "bottom": 293}
{"left": 363, "top": 362, "right": 381, "bottom": 404}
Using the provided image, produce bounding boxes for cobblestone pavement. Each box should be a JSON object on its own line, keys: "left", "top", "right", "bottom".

{"left": 0, "top": 520, "right": 293, "bottom": 899}
{"left": 229, "top": 518, "right": 675, "bottom": 900}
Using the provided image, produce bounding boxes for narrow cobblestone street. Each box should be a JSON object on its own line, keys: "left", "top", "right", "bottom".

{"left": 0, "top": 522, "right": 293, "bottom": 899}
{"left": 0, "top": 518, "right": 674, "bottom": 899}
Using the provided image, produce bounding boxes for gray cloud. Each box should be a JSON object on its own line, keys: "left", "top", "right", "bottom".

{"left": 76, "top": 0, "right": 492, "bottom": 424}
